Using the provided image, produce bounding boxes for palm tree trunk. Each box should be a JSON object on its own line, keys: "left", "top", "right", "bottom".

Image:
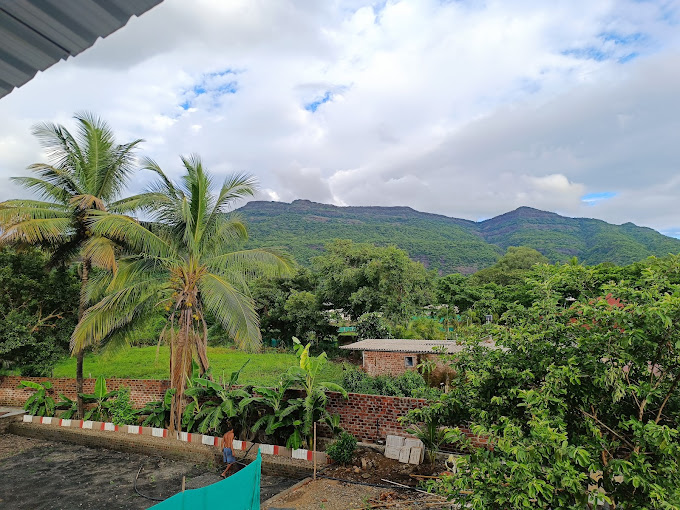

{"left": 169, "top": 310, "right": 192, "bottom": 434}
{"left": 76, "top": 259, "right": 91, "bottom": 419}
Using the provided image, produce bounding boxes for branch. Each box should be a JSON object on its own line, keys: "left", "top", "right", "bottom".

{"left": 581, "top": 409, "right": 635, "bottom": 451}
{"left": 30, "top": 308, "right": 63, "bottom": 333}
{"left": 655, "top": 371, "right": 680, "bottom": 424}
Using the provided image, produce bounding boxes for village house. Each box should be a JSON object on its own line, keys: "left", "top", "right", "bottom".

{"left": 340, "top": 338, "right": 497, "bottom": 379}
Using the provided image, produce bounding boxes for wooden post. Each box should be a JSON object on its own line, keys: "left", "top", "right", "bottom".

{"left": 313, "top": 422, "right": 317, "bottom": 480}
{"left": 182, "top": 476, "right": 186, "bottom": 492}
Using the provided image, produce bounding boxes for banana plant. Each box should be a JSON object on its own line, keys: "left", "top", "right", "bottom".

{"left": 139, "top": 388, "right": 176, "bottom": 428}
{"left": 56, "top": 394, "right": 79, "bottom": 419}
{"left": 288, "top": 337, "right": 348, "bottom": 447}
{"left": 80, "top": 375, "right": 118, "bottom": 421}
{"left": 19, "top": 380, "right": 56, "bottom": 417}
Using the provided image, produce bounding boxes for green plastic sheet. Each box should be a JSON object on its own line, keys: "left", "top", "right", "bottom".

{"left": 151, "top": 451, "right": 261, "bottom": 510}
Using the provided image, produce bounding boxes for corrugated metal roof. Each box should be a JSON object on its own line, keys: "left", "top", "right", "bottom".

{"left": 340, "top": 338, "right": 498, "bottom": 354}
{"left": 0, "top": 0, "right": 163, "bottom": 99}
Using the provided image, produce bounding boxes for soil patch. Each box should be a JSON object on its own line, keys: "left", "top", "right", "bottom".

{"left": 0, "top": 434, "right": 297, "bottom": 509}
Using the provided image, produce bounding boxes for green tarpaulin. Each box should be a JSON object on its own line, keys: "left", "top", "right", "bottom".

{"left": 151, "top": 451, "right": 261, "bottom": 510}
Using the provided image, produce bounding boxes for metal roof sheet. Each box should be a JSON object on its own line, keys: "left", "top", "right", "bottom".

{"left": 340, "top": 338, "right": 498, "bottom": 354}
{"left": 0, "top": 0, "right": 163, "bottom": 99}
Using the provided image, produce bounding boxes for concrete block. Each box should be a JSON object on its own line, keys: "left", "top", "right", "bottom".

{"left": 82, "top": 420, "right": 94, "bottom": 429}
{"left": 275, "top": 446, "right": 292, "bottom": 457}
{"left": 386, "top": 435, "right": 404, "bottom": 448}
{"left": 60, "top": 419, "right": 71, "bottom": 427}
{"left": 201, "top": 434, "right": 217, "bottom": 446}
{"left": 408, "top": 447, "right": 422, "bottom": 465}
{"left": 233, "top": 439, "right": 244, "bottom": 450}
{"left": 127, "top": 425, "right": 142, "bottom": 434}
{"left": 151, "top": 427, "right": 167, "bottom": 438}
{"left": 102, "top": 422, "right": 116, "bottom": 432}
{"left": 41, "top": 416, "right": 53, "bottom": 425}
{"left": 404, "top": 438, "right": 424, "bottom": 449}
{"left": 398, "top": 446, "right": 411, "bottom": 463}
{"left": 384, "top": 446, "right": 401, "bottom": 460}
{"left": 22, "top": 415, "right": 33, "bottom": 423}
{"left": 292, "top": 448, "right": 310, "bottom": 461}
{"left": 259, "top": 444, "right": 275, "bottom": 455}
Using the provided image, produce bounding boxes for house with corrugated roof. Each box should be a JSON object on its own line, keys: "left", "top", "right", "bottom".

{"left": 340, "top": 338, "right": 497, "bottom": 379}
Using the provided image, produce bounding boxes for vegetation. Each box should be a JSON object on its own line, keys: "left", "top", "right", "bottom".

{"left": 407, "top": 255, "right": 680, "bottom": 508}
{"left": 0, "top": 113, "right": 144, "bottom": 416}
{"left": 19, "top": 380, "right": 56, "bottom": 417}
{"left": 239, "top": 200, "right": 680, "bottom": 273}
{"left": 71, "top": 156, "right": 291, "bottom": 432}
{"left": 342, "top": 366, "right": 435, "bottom": 398}
{"left": 326, "top": 432, "right": 357, "bottom": 464}
{"left": 0, "top": 248, "right": 78, "bottom": 375}
{"left": 52, "top": 346, "right": 344, "bottom": 386}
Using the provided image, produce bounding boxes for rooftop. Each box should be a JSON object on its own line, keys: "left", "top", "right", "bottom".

{"left": 340, "top": 338, "right": 497, "bottom": 354}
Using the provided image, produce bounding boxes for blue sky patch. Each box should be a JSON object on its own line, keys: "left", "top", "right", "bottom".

{"left": 179, "top": 68, "right": 240, "bottom": 111}
{"left": 581, "top": 191, "right": 617, "bottom": 206}
{"left": 562, "top": 47, "right": 608, "bottom": 62}
{"left": 305, "top": 91, "right": 333, "bottom": 112}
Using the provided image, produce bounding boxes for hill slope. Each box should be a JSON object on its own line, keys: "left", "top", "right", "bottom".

{"left": 238, "top": 200, "right": 680, "bottom": 274}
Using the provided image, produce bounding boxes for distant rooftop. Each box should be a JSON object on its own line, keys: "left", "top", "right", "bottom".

{"left": 0, "top": 0, "right": 163, "bottom": 99}
{"left": 340, "top": 338, "right": 497, "bottom": 354}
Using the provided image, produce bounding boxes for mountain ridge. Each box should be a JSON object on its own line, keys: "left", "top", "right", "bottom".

{"left": 238, "top": 200, "right": 680, "bottom": 274}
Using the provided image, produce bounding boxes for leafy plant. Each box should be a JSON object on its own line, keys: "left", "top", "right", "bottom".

{"left": 56, "top": 393, "right": 79, "bottom": 419}
{"left": 326, "top": 431, "right": 357, "bottom": 464}
{"left": 107, "top": 387, "right": 138, "bottom": 426}
{"left": 402, "top": 405, "right": 458, "bottom": 463}
{"left": 289, "top": 337, "right": 348, "bottom": 448}
{"left": 18, "top": 380, "right": 55, "bottom": 417}
{"left": 80, "top": 375, "right": 118, "bottom": 422}
{"left": 246, "top": 376, "right": 297, "bottom": 441}
{"left": 324, "top": 413, "right": 343, "bottom": 436}
{"left": 139, "top": 388, "right": 176, "bottom": 428}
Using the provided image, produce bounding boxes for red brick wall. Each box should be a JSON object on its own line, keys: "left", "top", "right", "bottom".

{"left": 362, "top": 351, "right": 421, "bottom": 376}
{"left": 0, "top": 376, "right": 170, "bottom": 408}
{"left": 0, "top": 376, "right": 421, "bottom": 441}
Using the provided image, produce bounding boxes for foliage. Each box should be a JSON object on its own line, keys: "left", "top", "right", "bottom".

{"left": 313, "top": 240, "right": 434, "bottom": 322}
{"left": 326, "top": 432, "right": 357, "bottom": 464}
{"left": 183, "top": 361, "right": 251, "bottom": 437}
{"left": 288, "top": 337, "right": 348, "bottom": 448}
{"left": 139, "top": 389, "right": 175, "bottom": 428}
{"left": 246, "top": 375, "right": 298, "bottom": 445}
{"left": 0, "top": 113, "right": 145, "bottom": 416}
{"left": 0, "top": 248, "right": 79, "bottom": 375}
{"left": 355, "top": 312, "right": 391, "bottom": 340}
{"left": 56, "top": 393, "right": 79, "bottom": 419}
{"left": 19, "top": 380, "right": 56, "bottom": 417}
{"left": 71, "top": 155, "right": 292, "bottom": 432}
{"left": 401, "top": 401, "right": 460, "bottom": 463}
{"left": 107, "top": 387, "right": 138, "bottom": 425}
{"left": 414, "top": 256, "right": 680, "bottom": 508}
{"left": 342, "top": 366, "right": 434, "bottom": 397}
{"left": 394, "top": 317, "right": 446, "bottom": 339}
{"left": 80, "top": 375, "right": 118, "bottom": 422}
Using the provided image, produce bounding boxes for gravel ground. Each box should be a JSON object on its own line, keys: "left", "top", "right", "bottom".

{"left": 262, "top": 478, "right": 453, "bottom": 510}
{"left": 0, "top": 434, "right": 297, "bottom": 509}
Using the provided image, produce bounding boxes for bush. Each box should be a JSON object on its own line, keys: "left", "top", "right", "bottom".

{"left": 342, "top": 366, "right": 437, "bottom": 397}
{"left": 108, "top": 387, "right": 138, "bottom": 425}
{"left": 326, "top": 432, "right": 357, "bottom": 464}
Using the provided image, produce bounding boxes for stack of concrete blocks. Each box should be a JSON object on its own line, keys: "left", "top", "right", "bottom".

{"left": 384, "top": 435, "right": 425, "bottom": 465}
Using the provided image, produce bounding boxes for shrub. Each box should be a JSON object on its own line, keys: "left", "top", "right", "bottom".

{"left": 342, "top": 366, "right": 437, "bottom": 397}
{"left": 326, "top": 432, "right": 357, "bottom": 464}
{"left": 107, "top": 387, "right": 138, "bottom": 425}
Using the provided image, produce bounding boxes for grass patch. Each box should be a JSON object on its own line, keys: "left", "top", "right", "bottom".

{"left": 52, "top": 346, "right": 344, "bottom": 386}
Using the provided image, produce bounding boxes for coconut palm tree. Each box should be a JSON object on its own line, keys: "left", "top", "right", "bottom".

{"left": 71, "top": 155, "right": 292, "bottom": 432}
{"left": 0, "top": 113, "right": 143, "bottom": 417}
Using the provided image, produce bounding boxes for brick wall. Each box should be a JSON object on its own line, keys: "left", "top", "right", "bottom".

{"left": 0, "top": 375, "right": 170, "bottom": 408}
{"left": 0, "top": 376, "right": 421, "bottom": 441}
{"left": 362, "top": 351, "right": 421, "bottom": 376}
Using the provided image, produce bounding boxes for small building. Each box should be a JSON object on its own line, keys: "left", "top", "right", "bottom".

{"left": 340, "top": 338, "right": 495, "bottom": 378}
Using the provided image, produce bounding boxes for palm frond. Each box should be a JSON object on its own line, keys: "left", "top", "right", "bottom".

{"left": 199, "top": 272, "right": 262, "bottom": 352}
{"left": 82, "top": 236, "right": 118, "bottom": 272}
{"left": 206, "top": 248, "right": 293, "bottom": 281}
{"left": 0, "top": 217, "right": 72, "bottom": 245}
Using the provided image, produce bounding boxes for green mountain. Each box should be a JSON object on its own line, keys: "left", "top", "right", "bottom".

{"left": 238, "top": 200, "right": 680, "bottom": 274}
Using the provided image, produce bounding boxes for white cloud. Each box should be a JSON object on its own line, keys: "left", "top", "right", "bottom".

{"left": 0, "top": 0, "right": 679, "bottom": 234}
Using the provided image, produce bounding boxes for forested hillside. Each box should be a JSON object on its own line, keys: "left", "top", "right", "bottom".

{"left": 239, "top": 200, "right": 680, "bottom": 274}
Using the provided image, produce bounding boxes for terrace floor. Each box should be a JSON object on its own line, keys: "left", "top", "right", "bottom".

{"left": 0, "top": 434, "right": 298, "bottom": 509}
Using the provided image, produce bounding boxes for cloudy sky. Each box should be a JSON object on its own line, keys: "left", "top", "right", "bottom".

{"left": 1, "top": 0, "right": 679, "bottom": 236}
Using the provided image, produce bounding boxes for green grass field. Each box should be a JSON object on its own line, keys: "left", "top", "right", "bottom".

{"left": 52, "top": 346, "right": 344, "bottom": 386}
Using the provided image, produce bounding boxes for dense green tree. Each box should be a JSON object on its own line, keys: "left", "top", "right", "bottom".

{"left": 313, "top": 240, "right": 434, "bottom": 322}
{"left": 71, "top": 156, "right": 291, "bottom": 432}
{"left": 407, "top": 255, "right": 680, "bottom": 508}
{"left": 471, "top": 246, "right": 548, "bottom": 286}
{"left": 0, "top": 113, "right": 143, "bottom": 416}
{"left": 0, "top": 249, "right": 79, "bottom": 375}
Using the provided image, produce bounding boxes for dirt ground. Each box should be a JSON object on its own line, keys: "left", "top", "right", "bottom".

{"left": 0, "top": 434, "right": 297, "bottom": 509}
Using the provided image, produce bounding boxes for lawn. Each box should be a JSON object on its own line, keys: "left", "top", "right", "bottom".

{"left": 52, "top": 346, "right": 345, "bottom": 386}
